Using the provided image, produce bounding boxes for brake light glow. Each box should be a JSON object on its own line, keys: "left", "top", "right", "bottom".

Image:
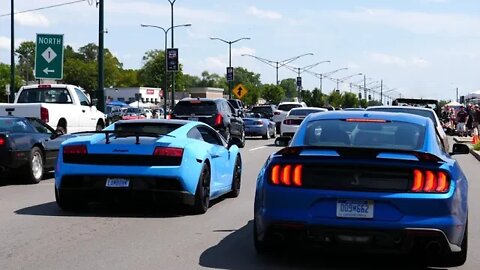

{"left": 63, "top": 145, "right": 87, "bottom": 155}
{"left": 153, "top": 147, "right": 184, "bottom": 158}
{"left": 345, "top": 118, "right": 386, "bottom": 123}
{"left": 40, "top": 107, "right": 49, "bottom": 123}
{"left": 214, "top": 114, "right": 223, "bottom": 126}
{"left": 274, "top": 111, "right": 281, "bottom": 115}
{"left": 0, "top": 137, "right": 5, "bottom": 146}
{"left": 38, "top": 84, "right": 51, "bottom": 88}
{"left": 270, "top": 164, "right": 303, "bottom": 187}
{"left": 411, "top": 169, "right": 449, "bottom": 193}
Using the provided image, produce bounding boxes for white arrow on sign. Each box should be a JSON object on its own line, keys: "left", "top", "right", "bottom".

{"left": 43, "top": 68, "right": 55, "bottom": 74}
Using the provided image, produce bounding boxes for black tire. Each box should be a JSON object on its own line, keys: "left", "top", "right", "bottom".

{"left": 55, "top": 187, "right": 87, "bottom": 211}
{"left": 23, "top": 147, "right": 44, "bottom": 184}
{"left": 262, "top": 127, "right": 269, "bottom": 140}
{"left": 272, "top": 126, "right": 277, "bottom": 138}
{"left": 56, "top": 126, "right": 66, "bottom": 135}
{"left": 191, "top": 163, "right": 211, "bottom": 214}
{"left": 253, "top": 217, "right": 270, "bottom": 254}
{"left": 96, "top": 121, "right": 104, "bottom": 131}
{"left": 441, "top": 221, "right": 468, "bottom": 267}
{"left": 238, "top": 129, "right": 246, "bottom": 148}
{"left": 228, "top": 156, "right": 242, "bottom": 198}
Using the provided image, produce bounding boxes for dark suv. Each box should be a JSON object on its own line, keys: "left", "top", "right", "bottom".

{"left": 228, "top": 99, "right": 246, "bottom": 117}
{"left": 172, "top": 98, "right": 245, "bottom": 147}
{"left": 251, "top": 104, "right": 276, "bottom": 118}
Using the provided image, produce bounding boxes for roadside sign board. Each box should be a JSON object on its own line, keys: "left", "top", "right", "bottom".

{"left": 226, "top": 67, "right": 234, "bottom": 81}
{"left": 5, "top": 84, "right": 10, "bottom": 95}
{"left": 167, "top": 48, "right": 179, "bottom": 72}
{"left": 35, "top": 33, "right": 64, "bottom": 80}
{"left": 232, "top": 83, "right": 248, "bottom": 99}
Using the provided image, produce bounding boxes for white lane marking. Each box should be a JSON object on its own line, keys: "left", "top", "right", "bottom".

{"left": 249, "top": 146, "right": 267, "bottom": 152}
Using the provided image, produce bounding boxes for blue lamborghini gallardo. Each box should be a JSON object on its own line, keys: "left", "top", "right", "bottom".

{"left": 254, "top": 111, "right": 470, "bottom": 267}
{"left": 55, "top": 119, "right": 242, "bottom": 214}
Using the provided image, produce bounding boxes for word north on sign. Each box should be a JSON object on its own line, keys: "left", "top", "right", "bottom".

{"left": 35, "top": 34, "right": 64, "bottom": 80}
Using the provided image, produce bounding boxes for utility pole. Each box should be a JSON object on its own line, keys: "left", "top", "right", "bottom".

{"left": 456, "top": 87, "right": 459, "bottom": 102}
{"left": 10, "top": 0, "right": 15, "bottom": 103}
{"left": 97, "top": 0, "right": 105, "bottom": 113}
{"left": 169, "top": 0, "right": 176, "bottom": 110}
{"left": 380, "top": 80, "right": 383, "bottom": 105}
{"left": 363, "top": 74, "right": 367, "bottom": 103}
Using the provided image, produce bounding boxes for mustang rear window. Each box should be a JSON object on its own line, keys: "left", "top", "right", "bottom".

{"left": 114, "top": 123, "right": 182, "bottom": 135}
{"left": 303, "top": 119, "right": 425, "bottom": 150}
{"left": 174, "top": 102, "right": 217, "bottom": 115}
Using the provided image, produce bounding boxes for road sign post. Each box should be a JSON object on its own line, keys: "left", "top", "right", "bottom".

{"left": 35, "top": 34, "right": 64, "bottom": 80}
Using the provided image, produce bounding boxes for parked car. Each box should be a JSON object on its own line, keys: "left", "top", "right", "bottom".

{"left": 243, "top": 112, "right": 276, "bottom": 139}
{"left": 280, "top": 107, "right": 327, "bottom": 137}
{"left": 0, "top": 84, "right": 106, "bottom": 134}
{"left": 254, "top": 111, "right": 470, "bottom": 267}
{"left": 55, "top": 119, "right": 242, "bottom": 214}
{"left": 272, "top": 102, "right": 307, "bottom": 132}
{"left": 0, "top": 116, "right": 71, "bottom": 183}
{"left": 172, "top": 98, "right": 245, "bottom": 147}
{"left": 366, "top": 106, "right": 449, "bottom": 152}
{"left": 122, "top": 107, "right": 148, "bottom": 120}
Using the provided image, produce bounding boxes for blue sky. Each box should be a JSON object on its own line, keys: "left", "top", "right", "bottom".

{"left": 1, "top": 0, "right": 479, "bottom": 100}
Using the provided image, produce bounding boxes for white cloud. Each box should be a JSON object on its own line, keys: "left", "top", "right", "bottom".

{"left": 370, "top": 52, "right": 430, "bottom": 68}
{"left": 232, "top": 46, "right": 256, "bottom": 57}
{"left": 247, "top": 6, "right": 282, "bottom": 20}
{"left": 337, "top": 8, "right": 480, "bottom": 37}
{"left": 15, "top": 11, "right": 49, "bottom": 27}
{"left": 0, "top": 36, "right": 9, "bottom": 50}
{"left": 205, "top": 56, "right": 226, "bottom": 72}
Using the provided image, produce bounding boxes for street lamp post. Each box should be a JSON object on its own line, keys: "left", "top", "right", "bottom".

{"left": 10, "top": 0, "right": 15, "bottom": 103}
{"left": 335, "top": 73, "right": 363, "bottom": 91}
{"left": 307, "top": 67, "right": 348, "bottom": 94}
{"left": 284, "top": 61, "right": 330, "bottom": 99}
{"left": 168, "top": 0, "right": 177, "bottom": 109}
{"left": 141, "top": 23, "right": 191, "bottom": 119}
{"left": 210, "top": 37, "right": 250, "bottom": 99}
{"left": 241, "top": 53, "right": 314, "bottom": 85}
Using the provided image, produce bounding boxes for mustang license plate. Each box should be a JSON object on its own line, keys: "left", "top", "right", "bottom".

{"left": 106, "top": 178, "right": 130, "bottom": 188}
{"left": 336, "top": 199, "right": 374, "bottom": 219}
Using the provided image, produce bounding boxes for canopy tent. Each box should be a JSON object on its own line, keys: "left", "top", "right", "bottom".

{"left": 128, "top": 101, "right": 149, "bottom": 108}
{"left": 107, "top": 101, "right": 129, "bottom": 107}
{"left": 445, "top": 100, "right": 463, "bottom": 107}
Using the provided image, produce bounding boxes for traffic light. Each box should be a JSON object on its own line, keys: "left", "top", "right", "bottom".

{"left": 358, "top": 93, "right": 362, "bottom": 99}
{"left": 368, "top": 95, "right": 372, "bottom": 100}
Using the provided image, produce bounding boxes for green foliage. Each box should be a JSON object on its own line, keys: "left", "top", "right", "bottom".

{"left": 327, "top": 90, "right": 343, "bottom": 108}
{"left": 0, "top": 62, "right": 24, "bottom": 102}
{"left": 116, "top": 69, "right": 139, "bottom": 87}
{"left": 15, "top": 41, "right": 35, "bottom": 83}
{"left": 241, "top": 82, "right": 260, "bottom": 105}
{"left": 343, "top": 92, "right": 359, "bottom": 108}
{"left": 182, "top": 74, "right": 201, "bottom": 89}
{"left": 261, "top": 84, "right": 285, "bottom": 104}
{"left": 279, "top": 78, "right": 297, "bottom": 99}
{"left": 367, "top": 100, "right": 383, "bottom": 107}
{"left": 198, "top": 71, "right": 227, "bottom": 89}
{"left": 474, "top": 142, "right": 480, "bottom": 151}
{"left": 137, "top": 49, "right": 185, "bottom": 91}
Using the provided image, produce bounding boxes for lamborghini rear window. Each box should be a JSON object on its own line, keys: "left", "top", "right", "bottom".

{"left": 303, "top": 119, "right": 425, "bottom": 151}
{"left": 114, "top": 123, "right": 182, "bottom": 135}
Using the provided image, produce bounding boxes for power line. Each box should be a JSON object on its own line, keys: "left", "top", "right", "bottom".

{"left": 0, "top": 0, "right": 91, "bottom": 18}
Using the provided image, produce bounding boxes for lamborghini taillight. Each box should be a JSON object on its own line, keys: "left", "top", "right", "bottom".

{"left": 411, "top": 169, "right": 450, "bottom": 193}
{"left": 63, "top": 145, "right": 88, "bottom": 155}
{"left": 270, "top": 164, "right": 303, "bottom": 187}
{"left": 153, "top": 147, "right": 184, "bottom": 158}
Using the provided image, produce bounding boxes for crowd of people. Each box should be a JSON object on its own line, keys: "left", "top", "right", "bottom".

{"left": 442, "top": 103, "right": 480, "bottom": 137}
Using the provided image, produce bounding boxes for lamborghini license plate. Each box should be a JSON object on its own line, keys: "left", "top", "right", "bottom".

{"left": 106, "top": 178, "right": 130, "bottom": 188}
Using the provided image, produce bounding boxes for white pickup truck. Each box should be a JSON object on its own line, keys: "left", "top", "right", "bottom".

{"left": 0, "top": 84, "right": 106, "bottom": 134}
{"left": 272, "top": 101, "right": 307, "bottom": 132}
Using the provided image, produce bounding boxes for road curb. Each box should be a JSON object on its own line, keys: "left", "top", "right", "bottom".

{"left": 453, "top": 137, "right": 480, "bottom": 162}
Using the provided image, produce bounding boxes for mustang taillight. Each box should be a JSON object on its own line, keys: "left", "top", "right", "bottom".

{"left": 270, "top": 164, "right": 303, "bottom": 187}
{"left": 214, "top": 114, "right": 223, "bottom": 126}
{"left": 411, "top": 169, "right": 450, "bottom": 193}
{"left": 63, "top": 145, "right": 88, "bottom": 155}
{"left": 153, "top": 147, "right": 184, "bottom": 158}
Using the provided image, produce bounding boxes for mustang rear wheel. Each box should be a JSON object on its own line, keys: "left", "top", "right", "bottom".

{"left": 191, "top": 163, "right": 211, "bottom": 214}
{"left": 228, "top": 155, "right": 242, "bottom": 198}
{"left": 23, "top": 147, "right": 44, "bottom": 184}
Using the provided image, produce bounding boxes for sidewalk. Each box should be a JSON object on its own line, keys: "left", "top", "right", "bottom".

{"left": 453, "top": 136, "right": 480, "bottom": 161}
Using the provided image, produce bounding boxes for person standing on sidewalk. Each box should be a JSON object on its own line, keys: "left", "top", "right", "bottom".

{"left": 456, "top": 106, "right": 469, "bottom": 137}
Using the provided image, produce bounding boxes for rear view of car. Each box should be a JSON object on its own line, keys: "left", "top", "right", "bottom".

{"left": 243, "top": 112, "right": 276, "bottom": 139}
{"left": 254, "top": 111, "right": 470, "bottom": 267}
{"left": 280, "top": 107, "right": 327, "bottom": 137}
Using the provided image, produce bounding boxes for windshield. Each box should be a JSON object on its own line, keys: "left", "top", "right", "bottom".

{"left": 278, "top": 104, "right": 302, "bottom": 111}
{"left": 17, "top": 88, "right": 72, "bottom": 104}
{"left": 0, "top": 118, "right": 34, "bottom": 133}
{"left": 303, "top": 119, "right": 425, "bottom": 151}
{"left": 174, "top": 101, "right": 217, "bottom": 115}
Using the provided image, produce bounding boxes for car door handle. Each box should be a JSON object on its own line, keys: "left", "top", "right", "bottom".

{"left": 82, "top": 110, "right": 86, "bottom": 113}
{"left": 210, "top": 154, "right": 221, "bottom": 159}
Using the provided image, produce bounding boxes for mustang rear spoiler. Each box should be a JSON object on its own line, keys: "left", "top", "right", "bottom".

{"left": 72, "top": 130, "right": 174, "bottom": 144}
{"left": 275, "top": 146, "right": 446, "bottom": 163}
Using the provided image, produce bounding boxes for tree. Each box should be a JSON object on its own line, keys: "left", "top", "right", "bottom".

{"left": 279, "top": 78, "right": 297, "bottom": 99}
{"left": 138, "top": 49, "right": 185, "bottom": 91}
{"left": 310, "top": 88, "right": 326, "bottom": 107}
{"left": 198, "top": 71, "right": 226, "bottom": 89}
{"left": 327, "top": 90, "right": 343, "bottom": 108}
{"left": 0, "top": 62, "right": 24, "bottom": 102}
{"left": 182, "top": 74, "right": 201, "bottom": 89}
{"left": 342, "top": 92, "right": 359, "bottom": 108}
{"left": 241, "top": 82, "right": 261, "bottom": 105}
{"left": 261, "top": 84, "right": 285, "bottom": 104}
{"left": 116, "top": 69, "right": 139, "bottom": 87}
{"left": 15, "top": 41, "right": 35, "bottom": 84}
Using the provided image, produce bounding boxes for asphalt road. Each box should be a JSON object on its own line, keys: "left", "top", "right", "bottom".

{"left": 0, "top": 137, "right": 479, "bottom": 270}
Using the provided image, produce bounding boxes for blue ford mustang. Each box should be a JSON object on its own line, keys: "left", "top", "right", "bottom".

{"left": 55, "top": 119, "right": 242, "bottom": 214}
{"left": 254, "top": 111, "right": 470, "bottom": 267}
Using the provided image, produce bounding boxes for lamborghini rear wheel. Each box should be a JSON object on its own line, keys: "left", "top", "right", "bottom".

{"left": 191, "top": 163, "right": 210, "bottom": 214}
{"left": 228, "top": 155, "right": 242, "bottom": 198}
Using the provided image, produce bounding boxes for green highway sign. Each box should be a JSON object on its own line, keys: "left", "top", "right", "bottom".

{"left": 35, "top": 33, "right": 64, "bottom": 80}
